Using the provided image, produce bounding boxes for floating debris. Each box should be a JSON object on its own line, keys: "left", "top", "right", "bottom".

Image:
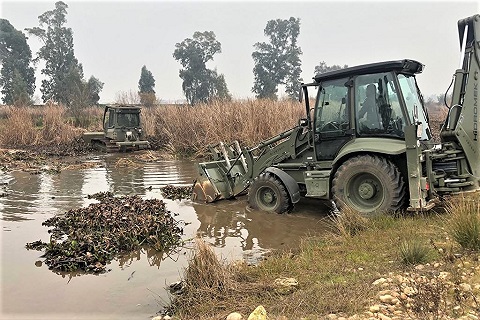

{"left": 87, "top": 191, "right": 115, "bottom": 201}
{"left": 34, "top": 136, "right": 95, "bottom": 157}
{"left": 115, "top": 157, "right": 142, "bottom": 168}
{"left": 0, "top": 140, "right": 92, "bottom": 173}
{"left": 161, "top": 184, "right": 193, "bottom": 200}
{"left": 25, "top": 240, "right": 47, "bottom": 250}
{"left": 26, "top": 194, "right": 184, "bottom": 274}
{"left": 63, "top": 162, "right": 99, "bottom": 171}
{"left": 0, "top": 149, "right": 47, "bottom": 171}
{"left": 135, "top": 150, "right": 161, "bottom": 162}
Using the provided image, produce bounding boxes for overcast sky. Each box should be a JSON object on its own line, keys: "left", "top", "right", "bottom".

{"left": 1, "top": 1, "right": 479, "bottom": 104}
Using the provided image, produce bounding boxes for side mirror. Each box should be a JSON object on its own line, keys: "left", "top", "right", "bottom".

{"left": 299, "top": 118, "right": 308, "bottom": 127}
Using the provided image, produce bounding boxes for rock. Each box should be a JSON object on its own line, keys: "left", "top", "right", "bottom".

{"left": 372, "top": 278, "right": 387, "bottom": 286}
{"left": 247, "top": 305, "right": 267, "bottom": 320}
{"left": 151, "top": 317, "right": 163, "bottom": 320}
{"left": 460, "top": 283, "right": 472, "bottom": 292}
{"left": 369, "top": 305, "right": 380, "bottom": 313}
{"left": 273, "top": 277, "right": 298, "bottom": 294}
{"left": 377, "top": 313, "right": 391, "bottom": 320}
{"left": 403, "top": 286, "right": 416, "bottom": 296}
{"left": 163, "top": 316, "right": 172, "bottom": 320}
{"left": 379, "top": 294, "right": 394, "bottom": 304}
{"left": 414, "top": 264, "right": 425, "bottom": 270}
{"left": 226, "top": 312, "right": 243, "bottom": 320}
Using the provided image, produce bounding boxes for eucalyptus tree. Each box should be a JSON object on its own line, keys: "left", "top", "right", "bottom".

{"left": 173, "top": 31, "right": 230, "bottom": 105}
{"left": 138, "top": 65, "right": 156, "bottom": 107}
{"left": 0, "top": 19, "right": 35, "bottom": 105}
{"left": 252, "top": 17, "right": 302, "bottom": 100}
{"left": 26, "top": 1, "right": 102, "bottom": 106}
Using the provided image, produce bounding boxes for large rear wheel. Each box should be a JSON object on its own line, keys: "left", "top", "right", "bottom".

{"left": 248, "top": 173, "right": 291, "bottom": 213}
{"left": 332, "top": 155, "right": 406, "bottom": 214}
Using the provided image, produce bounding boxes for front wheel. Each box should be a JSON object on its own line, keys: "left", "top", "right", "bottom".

{"left": 248, "top": 173, "right": 291, "bottom": 213}
{"left": 332, "top": 155, "right": 406, "bottom": 214}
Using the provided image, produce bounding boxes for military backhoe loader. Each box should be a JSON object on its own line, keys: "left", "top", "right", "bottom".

{"left": 193, "top": 14, "right": 480, "bottom": 214}
{"left": 83, "top": 105, "right": 150, "bottom": 152}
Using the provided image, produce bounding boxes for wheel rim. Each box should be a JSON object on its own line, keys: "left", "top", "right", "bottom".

{"left": 255, "top": 186, "right": 278, "bottom": 210}
{"left": 345, "top": 173, "right": 384, "bottom": 211}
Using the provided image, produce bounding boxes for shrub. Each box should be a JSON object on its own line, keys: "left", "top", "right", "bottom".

{"left": 447, "top": 196, "right": 480, "bottom": 250}
{"left": 400, "top": 239, "right": 431, "bottom": 265}
{"left": 330, "top": 206, "right": 369, "bottom": 237}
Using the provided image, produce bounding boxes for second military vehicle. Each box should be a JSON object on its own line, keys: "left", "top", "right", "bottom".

{"left": 83, "top": 105, "right": 150, "bottom": 152}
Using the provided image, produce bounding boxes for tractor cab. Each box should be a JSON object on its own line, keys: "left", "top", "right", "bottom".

{"left": 103, "top": 105, "right": 145, "bottom": 144}
{"left": 83, "top": 105, "right": 149, "bottom": 152}
{"left": 302, "top": 59, "right": 432, "bottom": 161}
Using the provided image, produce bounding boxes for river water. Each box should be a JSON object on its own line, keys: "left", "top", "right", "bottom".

{"left": 0, "top": 154, "right": 332, "bottom": 320}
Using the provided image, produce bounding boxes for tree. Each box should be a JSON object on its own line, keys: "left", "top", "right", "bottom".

{"left": 26, "top": 1, "right": 102, "bottom": 106}
{"left": 0, "top": 19, "right": 35, "bottom": 105}
{"left": 252, "top": 17, "right": 302, "bottom": 100}
{"left": 173, "top": 31, "right": 231, "bottom": 105}
{"left": 314, "top": 61, "right": 348, "bottom": 74}
{"left": 86, "top": 76, "right": 103, "bottom": 105}
{"left": 138, "top": 65, "right": 156, "bottom": 107}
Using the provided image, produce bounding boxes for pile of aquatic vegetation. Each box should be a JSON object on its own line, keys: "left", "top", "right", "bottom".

{"left": 160, "top": 184, "right": 193, "bottom": 200}
{"left": 26, "top": 192, "right": 184, "bottom": 273}
{"left": 0, "top": 149, "right": 47, "bottom": 172}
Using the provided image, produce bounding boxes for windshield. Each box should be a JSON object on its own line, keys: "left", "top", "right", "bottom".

{"left": 397, "top": 74, "right": 431, "bottom": 141}
{"left": 117, "top": 113, "right": 140, "bottom": 127}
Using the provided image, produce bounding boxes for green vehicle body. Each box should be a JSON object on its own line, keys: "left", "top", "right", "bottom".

{"left": 83, "top": 105, "right": 150, "bottom": 152}
{"left": 193, "top": 15, "right": 480, "bottom": 214}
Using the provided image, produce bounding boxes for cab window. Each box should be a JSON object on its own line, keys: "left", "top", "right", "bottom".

{"left": 355, "top": 73, "right": 406, "bottom": 138}
{"left": 314, "top": 78, "right": 349, "bottom": 137}
{"left": 397, "top": 74, "right": 431, "bottom": 141}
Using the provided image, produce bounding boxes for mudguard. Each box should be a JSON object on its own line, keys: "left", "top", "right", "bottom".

{"left": 265, "top": 167, "right": 301, "bottom": 204}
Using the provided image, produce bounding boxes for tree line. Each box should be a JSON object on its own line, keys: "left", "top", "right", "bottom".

{"left": 0, "top": 1, "right": 345, "bottom": 107}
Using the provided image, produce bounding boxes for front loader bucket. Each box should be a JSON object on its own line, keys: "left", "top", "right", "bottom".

{"left": 192, "top": 142, "right": 249, "bottom": 203}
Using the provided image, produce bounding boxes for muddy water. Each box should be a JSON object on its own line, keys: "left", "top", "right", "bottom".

{"left": 1, "top": 154, "right": 332, "bottom": 320}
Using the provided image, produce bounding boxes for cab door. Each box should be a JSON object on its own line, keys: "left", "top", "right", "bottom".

{"left": 313, "top": 78, "right": 353, "bottom": 161}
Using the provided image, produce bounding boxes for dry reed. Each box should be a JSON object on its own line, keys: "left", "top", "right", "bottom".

{"left": 0, "top": 104, "right": 83, "bottom": 147}
{"left": 0, "top": 106, "right": 40, "bottom": 146}
{"left": 0, "top": 99, "right": 305, "bottom": 155}
{"left": 152, "top": 99, "right": 305, "bottom": 156}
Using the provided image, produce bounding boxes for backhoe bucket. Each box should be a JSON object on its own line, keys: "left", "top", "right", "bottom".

{"left": 192, "top": 142, "right": 249, "bottom": 203}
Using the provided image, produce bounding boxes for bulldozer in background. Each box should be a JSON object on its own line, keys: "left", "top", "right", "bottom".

{"left": 83, "top": 105, "right": 150, "bottom": 152}
{"left": 192, "top": 14, "right": 480, "bottom": 214}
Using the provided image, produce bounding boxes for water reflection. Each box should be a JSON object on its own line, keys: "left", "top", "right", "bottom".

{"left": 1, "top": 154, "right": 332, "bottom": 319}
{"left": 193, "top": 196, "right": 332, "bottom": 259}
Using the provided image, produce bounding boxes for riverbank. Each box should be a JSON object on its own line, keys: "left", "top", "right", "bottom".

{"left": 170, "top": 203, "right": 480, "bottom": 320}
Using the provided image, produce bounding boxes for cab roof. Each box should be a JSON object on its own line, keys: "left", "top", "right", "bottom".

{"left": 313, "top": 59, "right": 424, "bottom": 83}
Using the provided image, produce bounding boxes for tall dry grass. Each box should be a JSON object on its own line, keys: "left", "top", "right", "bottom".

{"left": 0, "top": 104, "right": 83, "bottom": 147}
{"left": 446, "top": 195, "right": 480, "bottom": 250}
{"left": 0, "top": 99, "right": 305, "bottom": 154}
{"left": 152, "top": 99, "right": 305, "bottom": 156}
